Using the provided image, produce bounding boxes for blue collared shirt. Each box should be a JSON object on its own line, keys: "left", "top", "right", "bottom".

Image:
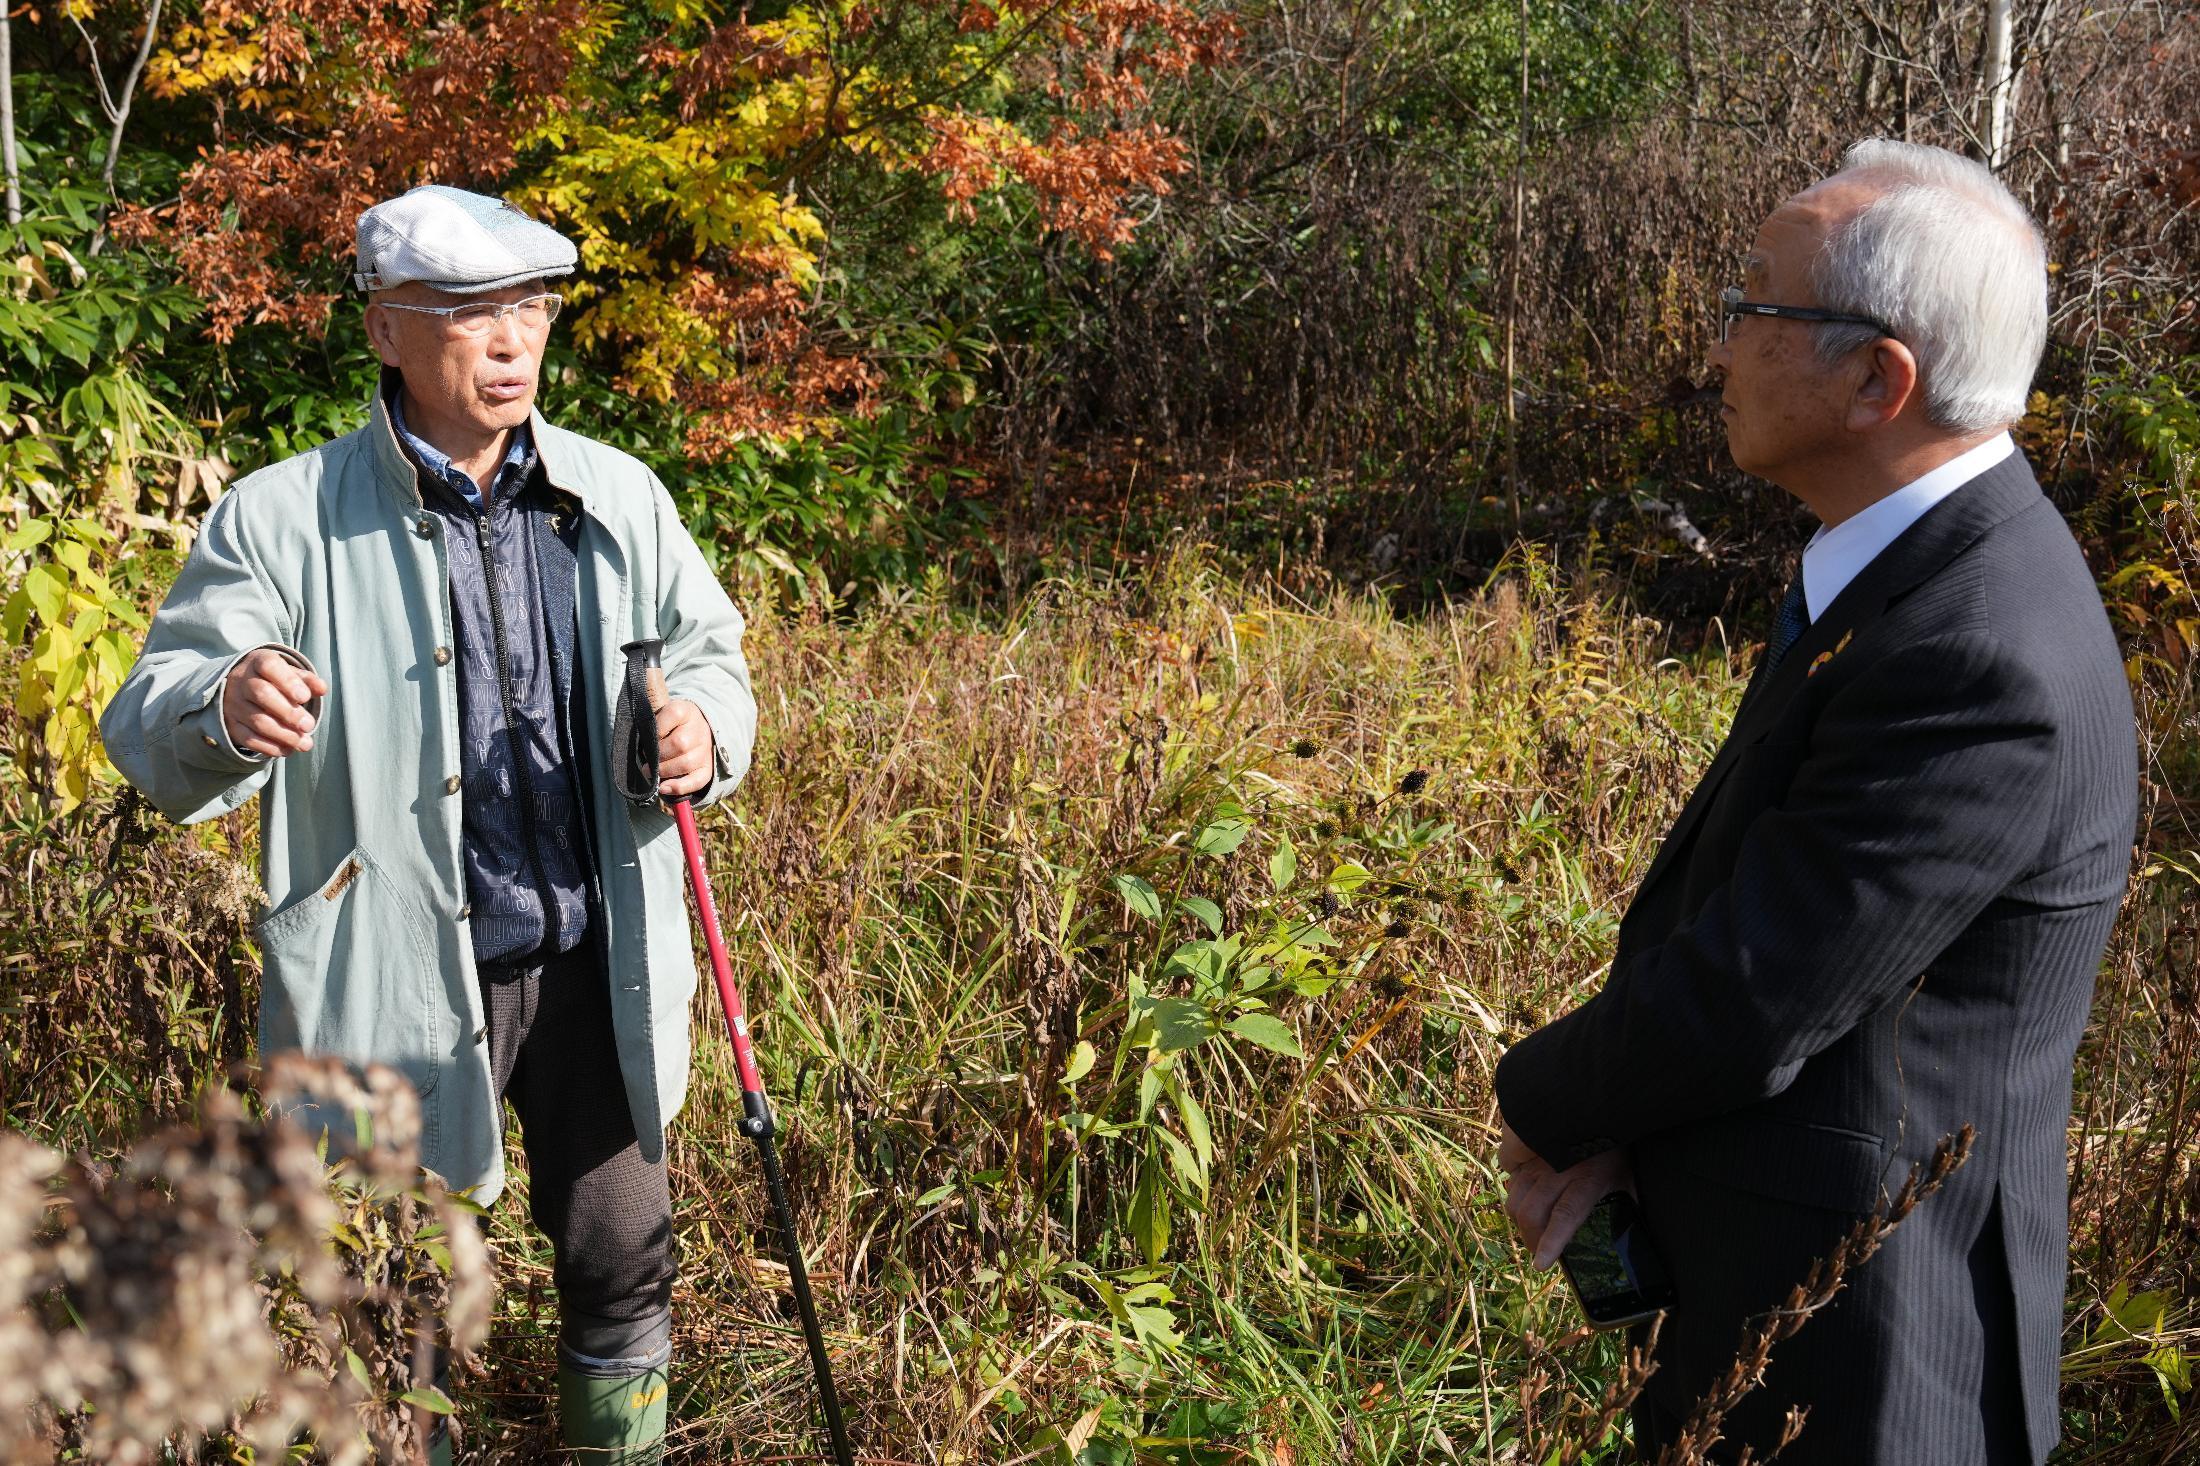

{"left": 388, "top": 390, "right": 535, "bottom": 513}
{"left": 385, "top": 377, "right": 592, "bottom": 967}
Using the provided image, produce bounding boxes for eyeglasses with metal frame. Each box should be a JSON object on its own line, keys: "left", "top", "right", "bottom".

{"left": 376, "top": 292, "right": 565, "bottom": 336}
{"left": 1719, "top": 286, "right": 1893, "bottom": 345}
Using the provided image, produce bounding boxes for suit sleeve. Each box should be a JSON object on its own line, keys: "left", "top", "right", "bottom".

{"left": 1494, "top": 633, "right": 2058, "bottom": 1164}
{"left": 649, "top": 473, "right": 756, "bottom": 810}
{"left": 96, "top": 492, "right": 319, "bottom": 825}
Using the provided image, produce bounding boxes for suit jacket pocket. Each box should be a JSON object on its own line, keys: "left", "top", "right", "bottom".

{"left": 1653, "top": 1112, "right": 1890, "bottom": 1215}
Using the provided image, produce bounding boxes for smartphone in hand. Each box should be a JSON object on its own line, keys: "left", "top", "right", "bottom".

{"left": 1558, "top": 1191, "right": 1676, "bottom": 1329}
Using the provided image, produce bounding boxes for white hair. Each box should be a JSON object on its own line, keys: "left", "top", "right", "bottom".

{"left": 1807, "top": 139, "right": 2048, "bottom": 432}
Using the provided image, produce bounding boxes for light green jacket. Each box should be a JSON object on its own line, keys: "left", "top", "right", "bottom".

{"left": 99, "top": 389, "right": 756, "bottom": 1201}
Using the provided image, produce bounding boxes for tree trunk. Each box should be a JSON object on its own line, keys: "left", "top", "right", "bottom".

{"left": 1982, "top": 0, "right": 2015, "bottom": 168}
{"left": 89, "top": 0, "right": 166, "bottom": 254}
{"left": 2, "top": 2, "right": 22, "bottom": 227}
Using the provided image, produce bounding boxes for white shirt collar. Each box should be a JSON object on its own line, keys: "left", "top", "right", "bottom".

{"left": 1801, "top": 433, "right": 2016, "bottom": 622}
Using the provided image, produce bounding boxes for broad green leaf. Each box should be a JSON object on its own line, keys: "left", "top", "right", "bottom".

{"left": 1150, "top": 997, "right": 1214, "bottom": 1054}
{"left": 1193, "top": 817, "right": 1251, "bottom": 857}
{"left": 1113, "top": 873, "right": 1162, "bottom": 921}
{"left": 1269, "top": 836, "right": 1297, "bottom": 892}
{"left": 1061, "top": 1039, "right": 1095, "bottom": 1085}
{"left": 399, "top": 1387, "right": 455, "bottom": 1414}
{"left": 2, "top": 519, "right": 52, "bottom": 553}
{"left": 1163, "top": 939, "right": 1229, "bottom": 987}
{"left": 1328, "top": 861, "right": 1373, "bottom": 894}
{"left": 1226, "top": 1012, "right": 1304, "bottom": 1058}
{"left": 1179, "top": 895, "right": 1222, "bottom": 936}
{"left": 23, "top": 564, "right": 67, "bottom": 627}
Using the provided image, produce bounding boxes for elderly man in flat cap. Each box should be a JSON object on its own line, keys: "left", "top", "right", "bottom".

{"left": 102, "top": 185, "right": 755, "bottom": 1462}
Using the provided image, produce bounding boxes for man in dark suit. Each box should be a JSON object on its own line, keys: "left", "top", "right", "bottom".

{"left": 1494, "top": 140, "right": 2137, "bottom": 1463}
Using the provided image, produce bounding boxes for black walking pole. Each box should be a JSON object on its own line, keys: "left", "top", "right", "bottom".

{"left": 616, "top": 638, "right": 857, "bottom": 1466}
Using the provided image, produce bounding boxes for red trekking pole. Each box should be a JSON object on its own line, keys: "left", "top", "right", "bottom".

{"left": 619, "top": 640, "right": 857, "bottom": 1466}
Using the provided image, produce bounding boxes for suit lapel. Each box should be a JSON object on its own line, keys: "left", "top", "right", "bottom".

{"left": 1625, "top": 453, "right": 2047, "bottom": 918}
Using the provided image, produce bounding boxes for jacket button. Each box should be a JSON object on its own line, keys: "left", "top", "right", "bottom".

{"left": 202, "top": 733, "right": 218, "bottom": 748}
{"left": 459, "top": 902, "right": 472, "bottom": 919}
{"left": 474, "top": 1026, "right": 489, "bottom": 1045}
{"left": 444, "top": 775, "right": 461, "bottom": 795}
{"left": 415, "top": 517, "right": 436, "bottom": 538}
{"left": 433, "top": 646, "right": 452, "bottom": 666}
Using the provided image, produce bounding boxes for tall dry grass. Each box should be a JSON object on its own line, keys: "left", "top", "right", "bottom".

{"left": 2, "top": 546, "right": 2193, "bottom": 1461}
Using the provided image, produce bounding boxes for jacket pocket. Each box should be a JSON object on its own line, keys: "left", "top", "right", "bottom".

{"left": 1653, "top": 1112, "right": 1890, "bottom": 1215}
{"left": 256, "top": 845, "right": 442, "bottom": 1098}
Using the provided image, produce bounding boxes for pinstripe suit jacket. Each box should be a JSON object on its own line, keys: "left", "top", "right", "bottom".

{"left": 1496, "top": 453, "right": 2137, "bottom": 1463}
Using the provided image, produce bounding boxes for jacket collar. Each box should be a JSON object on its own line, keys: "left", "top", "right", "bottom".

{"left": 367, "top": 368, "right": 596, "bottom": 512}
{"left": 1623, "top": 449, "right": 2047, "bottom": 920}
{"left": 1727, "top": 447, "right": 2045, "bottom": 744}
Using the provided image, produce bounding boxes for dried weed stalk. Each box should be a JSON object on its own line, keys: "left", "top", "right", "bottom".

{"left": 0, "top": 1054, "right": 493, "bottom": 1464}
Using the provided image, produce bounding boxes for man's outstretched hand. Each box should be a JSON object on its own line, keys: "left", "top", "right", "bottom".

{"left": 655, "top": 698, "right": 715, "bottom": 798}
{"left": 222, "top": 649, "right": 328, "bottom": 758}
{"left": 1499, "top": 1117, "right": 1634, "bottom": 1270}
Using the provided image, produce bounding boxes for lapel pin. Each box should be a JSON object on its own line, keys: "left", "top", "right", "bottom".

{"left": 1808, "top": 629, "right": 1854, "bottom": 677}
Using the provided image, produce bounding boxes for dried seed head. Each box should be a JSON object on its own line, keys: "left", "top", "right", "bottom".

{"left": 1377, "top": 973, "right": 1408, "bottom": 1000}
{"left": 1384, "top": 919, "right": 1410, "bottom": 939}
{"left": 1291, "top": 738, "right": 1318, "bottom": 758}
{"left": 1315, "top": 820, "right": 1337, "bottom": 839}
{"left": 1316, "top": 891, "right": 1341, "bottom": 919}
{"left": 1398, "top": 769, "right": 1429, "bottom": 795}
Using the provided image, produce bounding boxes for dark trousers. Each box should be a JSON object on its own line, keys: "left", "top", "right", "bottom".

{"left": 480, "top": 943, "right": 676, "bottom": 1372}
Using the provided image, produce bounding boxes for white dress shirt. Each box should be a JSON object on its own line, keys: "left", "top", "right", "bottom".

{"left": 1801, "top": 433, "right": 2016, "bottom": 622}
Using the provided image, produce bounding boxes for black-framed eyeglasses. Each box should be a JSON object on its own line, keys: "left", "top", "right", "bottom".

{"left": 377, "top": 292, "right": 564, "bottom": 337}
{"left": 1720, "top": 286, "right": 1894, "bottom": 345}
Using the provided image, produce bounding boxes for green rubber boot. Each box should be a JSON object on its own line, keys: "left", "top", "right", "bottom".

{"left": 426, "top": 1425, "right": 453, "bottom": 1466}
{"left": 557, "top": 1361, "right": 669, "bottom": 1464}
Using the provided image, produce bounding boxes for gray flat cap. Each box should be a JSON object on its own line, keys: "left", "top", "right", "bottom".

{"left": 354, "top": 185, "right": 578, "bottom": 294}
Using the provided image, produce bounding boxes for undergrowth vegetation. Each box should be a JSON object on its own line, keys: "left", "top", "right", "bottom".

{"left": 6, "top": 546, "right": 2194, "bottom": 1461}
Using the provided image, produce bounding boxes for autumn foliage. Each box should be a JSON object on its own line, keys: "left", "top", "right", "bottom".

{"left": 116, "top": 0, "right": 1234, "bottom": 454}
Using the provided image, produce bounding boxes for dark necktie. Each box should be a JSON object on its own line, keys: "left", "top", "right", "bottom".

{"left": 1765, "top": 578, "right": 1810, "bottom": 673}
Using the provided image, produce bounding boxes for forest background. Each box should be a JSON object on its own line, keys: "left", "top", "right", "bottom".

{"left": 1, "top": 0, "right": 2196, "bottom": 1461}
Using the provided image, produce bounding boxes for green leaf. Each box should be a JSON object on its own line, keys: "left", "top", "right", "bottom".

{"left": 913, "top": 1182, "right": 956, "bottom": 1207}
{"left": 1150, "top": 997, "right": 1215, "bottom": 1054}
{"left": 344, "top": 1349, "right": 374, "bottom": 1392}
{"left": 3, "top": 519, "right": 52, "bottom": 553}
{"left": 1160, "top": 1128, "right": 1203, "bottom": 1192}
{"left": 1127, "top": 1168, "right": 1171, "bottom": 1264}
{"left": 1269, "top": 836, "right": 1297, "bottom": 892}
{"left": 399, "top": 1386, "right": 455, "bottom": 1414}
{"left": 1226, "top": 1013, "right": 1305, "bottom": 1058}
{"left": 1328, "top": 861, "right": 1373, "bottom": 894}
{"left": 1061, "top": 1040, "right": 1095, "bottom": 1085}
{"left": 1113, "top": 873, "right": 1162, "bottom": 921}
{"left": 1179, "top": 895, "right": 1222, "bottom": 936}
{"left": 1193, "top": 818, "right": 1251, "bottom": 857}
{"left": 1163, "top": 938, "right": 1231, "bottom": 988}
{"left": 23, "top": 563, "right": 68, "bottom": 627}
{"left": 1174, "top": 1086, "right": 1213, "bottom": 1173}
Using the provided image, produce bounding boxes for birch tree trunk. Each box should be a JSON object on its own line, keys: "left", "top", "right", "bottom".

{"left": 1982, "top": 0, "right": 2016, "bottom": 169}
{"left": 2, "top": 3, "right": 22, "bottom": 227}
